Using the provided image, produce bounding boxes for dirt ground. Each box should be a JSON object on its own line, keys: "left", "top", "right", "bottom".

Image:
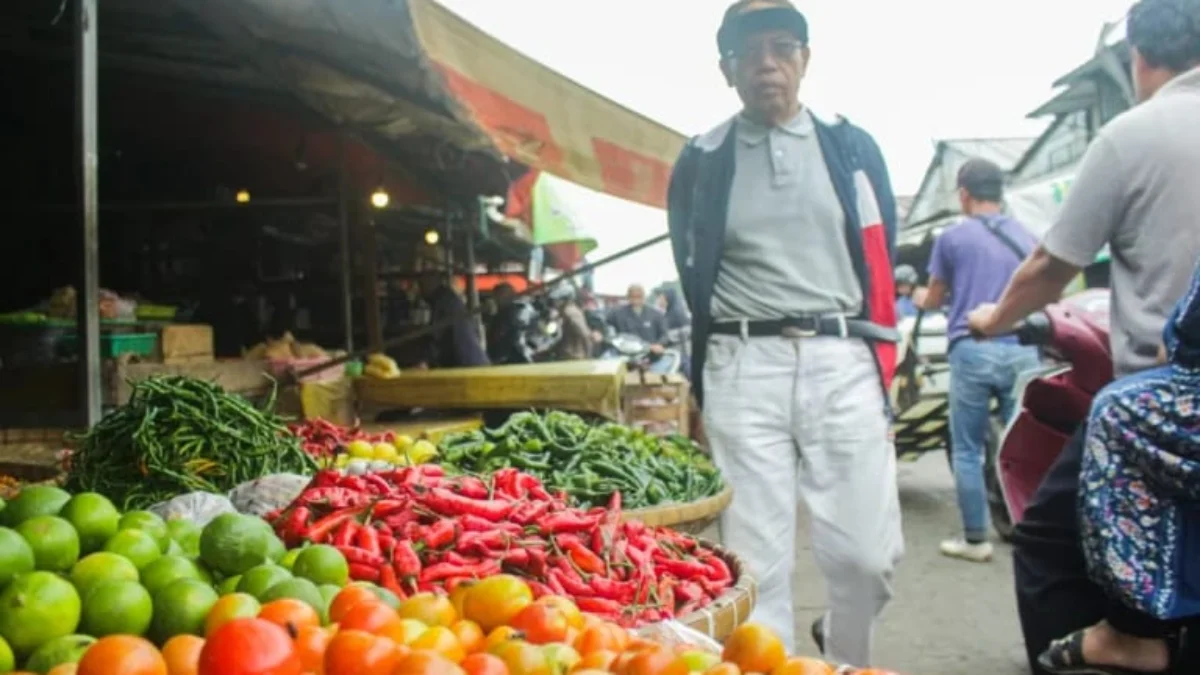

{"left": 707, "top": 452, "right": 1031, "bottom": 674}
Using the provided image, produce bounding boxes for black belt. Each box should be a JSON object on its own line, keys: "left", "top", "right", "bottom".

{"left": 709, "top": 316, "right": 900, "bottom": 342}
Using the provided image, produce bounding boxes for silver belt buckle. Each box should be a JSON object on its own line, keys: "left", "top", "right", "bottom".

{"left": 781, "top": 323, "right": 818, "bottom": 338}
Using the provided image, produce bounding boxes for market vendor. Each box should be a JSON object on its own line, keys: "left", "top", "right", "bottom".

{"left": 607, "top": 284, "right": 669, "bottom": 351}
{"left": 666, "top": 0, "right": 902, "bottom": 666}
{"left": 417, "top": 271, "right": 489, "bottom": 370}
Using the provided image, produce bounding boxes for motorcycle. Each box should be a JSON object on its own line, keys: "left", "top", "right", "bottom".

{"left": 599, "top": 329, "right": 683, "bottom": 375}
{"left": 990, "top": 289, "right": 1112, "bottom": 539}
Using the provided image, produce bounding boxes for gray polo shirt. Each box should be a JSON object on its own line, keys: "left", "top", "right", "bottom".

{"left": 711, "top": 109, "right": 862, "bottom": 322}
{"left": 1042, "top": 67, "right": 1200, "bottom": 376}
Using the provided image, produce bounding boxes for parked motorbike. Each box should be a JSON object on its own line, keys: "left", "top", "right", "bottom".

{"left": 990, "top": 289, "right": 1111, "bottom": 539}
{"left": 599, "top": 329, "right": 683, "bottom": 375}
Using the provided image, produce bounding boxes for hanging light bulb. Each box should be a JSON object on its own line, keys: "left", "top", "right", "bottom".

{"left": 370, "top": 186, "right": 390, "bottom": 209}
{"left": 424, "top": 229, "right": 440, "bottom": 246}
{"left": 235, "top": 190, "right": 251, "bottom": 204}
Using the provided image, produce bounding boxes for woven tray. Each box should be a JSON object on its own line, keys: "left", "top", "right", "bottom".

{"left": 675, "top": 541, "right": 757, "bottom": 642}
{"left": 622, "top": 485, "right": 733, "bottom": 534}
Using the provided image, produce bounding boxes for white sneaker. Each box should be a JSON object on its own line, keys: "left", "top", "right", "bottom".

{"left": 939, "top": 538, "right": 994, "bottom": 562}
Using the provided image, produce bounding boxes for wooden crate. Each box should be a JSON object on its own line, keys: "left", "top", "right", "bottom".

{"left": 156, "top": 324, "right": 214, "bottom": 364}
{"left": 621, "top": 371, "right": 690, "bottom": 437}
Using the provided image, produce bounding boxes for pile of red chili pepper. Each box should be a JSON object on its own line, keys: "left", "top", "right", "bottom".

{"left": 266, "top": 465, "right": 734, "bottom": 627}
{"left": 287, "top": 418, "right": 395, "bottom": 459}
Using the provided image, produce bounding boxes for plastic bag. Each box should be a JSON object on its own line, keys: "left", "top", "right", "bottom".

{"left": 149, "top": 492, "right": 236, "bottom": 527}
{"left": 229, "top": 474, "right": 312, "bottom": 517}
{"left": 633, "top": 620, "right": 721, "bottom": 654}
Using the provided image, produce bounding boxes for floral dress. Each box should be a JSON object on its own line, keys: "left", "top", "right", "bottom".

{"left": 1080, "top": 263, "right": 1200, "bottom": 621}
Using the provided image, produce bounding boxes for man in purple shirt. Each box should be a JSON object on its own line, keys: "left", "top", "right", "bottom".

{"left": 918, "top": 158, "right": 1039, "bottom": 562}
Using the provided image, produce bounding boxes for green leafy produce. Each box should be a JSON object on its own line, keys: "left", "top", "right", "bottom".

{"left": 65, "top": 376, "right": 317, "bottom": 509}
{"left": 438, "top": 411, "right": 724, "bottom": 509}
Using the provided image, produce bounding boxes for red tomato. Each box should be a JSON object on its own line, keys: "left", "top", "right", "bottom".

{"left": 198, "top": 618, "right": 302, "bottom": 675}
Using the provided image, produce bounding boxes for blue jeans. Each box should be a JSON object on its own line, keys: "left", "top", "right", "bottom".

{"left": 948, "top": 339, "right": 1040, "bottom": 541}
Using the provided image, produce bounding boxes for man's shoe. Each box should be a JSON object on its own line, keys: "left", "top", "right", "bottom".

{"left": 811, "top": 616, "right": 825, "bottom": 655}
{"left": 939, "top": 538, "right": 994, "bottom": 562}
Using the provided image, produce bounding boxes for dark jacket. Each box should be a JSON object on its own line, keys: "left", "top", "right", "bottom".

{"left": 607, "top": 304, "right": 669, "bottom": 345}
{"left": 486, "top": 301, "right": 535, "bottom": 365}
{"left": 667, "top": 114, "right": 900, "bottom": 405}
{"left": 426, "top": 286, "right": 490, "bottom": 369}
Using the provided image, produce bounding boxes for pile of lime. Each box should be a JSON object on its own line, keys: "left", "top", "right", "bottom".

{"left": 0, "top": 485, "right": 355, "bottom": 674}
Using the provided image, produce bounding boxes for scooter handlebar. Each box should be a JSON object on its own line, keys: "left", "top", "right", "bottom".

{"left": 1013, "top": 312, "right": 1053, "bottom": 347}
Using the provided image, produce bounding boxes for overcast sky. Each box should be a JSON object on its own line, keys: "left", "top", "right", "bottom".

{"left": 438, "top": 0, "right": 1135, "bottom": 294}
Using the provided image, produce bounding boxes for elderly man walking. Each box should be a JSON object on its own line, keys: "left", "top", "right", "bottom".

{"left": 667, "top": 0, "right": 903, "bottom": 666}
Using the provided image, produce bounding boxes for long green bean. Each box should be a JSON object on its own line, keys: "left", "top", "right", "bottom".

{"left": 65, "top": 375, "right": 317, "bottom": 510}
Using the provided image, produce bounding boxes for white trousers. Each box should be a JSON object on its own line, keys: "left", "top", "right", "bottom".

{"left": 703, "top": 335, "right": 904, "bottom": 667}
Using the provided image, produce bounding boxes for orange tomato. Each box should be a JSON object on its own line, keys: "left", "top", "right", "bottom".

{"left": 451, "top": 619, "right": 486, "bottom": 654}
{"left": 509, "top": 604, "right": 569, "bottom": 645}
{"left": 77, "top": 635, "right": 169, "bottom": 675}
{"left": 329, "top": 586, "right": 382, "bottom": 625}
{"left": 533, "top": 596, "right": 584, "bottom": 630}
{"left": 394, "top": 650, "right": 467, "bottom": 675}
{"left": 462, "top": 575, "right": 534, "bottom": 632}
{"left": 399, "top": 593, "right": 458, "bottom": 628}
{"left": 576, "top": 649, "right": 618, "bottom": 671}
{"left": 703, "top": 664, "right": 742, "bottom": 675}
{"left": 47, "top": 666, "right": 78, "bottom": 675}
{"left": 461, "top": 652, "right": 509, "bottom": 675}
{"left": 259, "top": 599, "right": 322, "bottom": 634}
{"left": 573, "top": 671, "right": 612, "bottom": 675}
{"left": 616, "top": 646, "right": 675, "bottom": 675}
{"left": 721, "top": 623, "right": 786, "bottom": 674}
{"left": 771, "top": 657, "right": 838, "bottom": 675}
{"left": 574, "top": 624, "right": 625, "bottom": 655}
{"left": 484, "top": 626, "right": 525, "bottom": 651}
{"left": 411, "top": 626, "right": 466, "bottom": 663}
{"left": 161, "top": 635, "right": 205, "bottom": 675}
{"left": 198, "top": 618, "right": 302, "bottom": 675}
{"left": 294, "top": 625, "right": 333, "bottom": 674}
{"left": 488, "top": 640, "right": 551, "bottom": 675}
{"left": 339, "top": 601, "right": 402, "bottom": 635}
{"left": 323, "top": 630, "right": 400, "bottom": 675}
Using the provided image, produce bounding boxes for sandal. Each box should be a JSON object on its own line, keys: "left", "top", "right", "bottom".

{"left": 1037, "top": 629, "right": 1176, "bottom": 675}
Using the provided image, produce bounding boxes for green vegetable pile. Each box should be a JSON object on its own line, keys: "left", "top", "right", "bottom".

{"left": 438, "top": 411, "right": 724, "bottom": 509}
{"left": 65, "top": 376, "right": 317, "bottom": 509}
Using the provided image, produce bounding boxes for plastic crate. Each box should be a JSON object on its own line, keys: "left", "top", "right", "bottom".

{"left": 61, "top": 332, "right": 158, "bottom": 359}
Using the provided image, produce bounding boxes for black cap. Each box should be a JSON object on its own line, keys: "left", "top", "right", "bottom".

{"left": 718, "top": 4, "right": 809, "bottom": 58}
{"left": 956, "top": 158, "right": 1006, "bottom": 202}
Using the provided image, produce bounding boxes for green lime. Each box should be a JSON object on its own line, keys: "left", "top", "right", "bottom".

{"left": 0, "top": 486, "right": 70, "bottom": 527}
{"left": 102, "top": 529, "right": 162, "bottom": 570}
{"left": 261, "top": 577, "right": 326, "bottom": 624}
{"left": 0, "top": 635, "right": 13, "bottom": 673}
{"left": 15, "top": 515, "right": 80, "bottom": 572}
{"left": 80, "top": 579, "right": 153, "bottom": 637}
{"left": 236, "top": 564, "right": 292, "bottom": 601}
{"left": 69, "top": 552, "right": 139, "bottom": 598}
{"left": 291, "top": 545, "right": 349, "bottom": 587}
{"left": 139, "top": 555, "right": 210, "bottom": 597}
{"left": 199, "top": 514, "right": 271, "bottom": 577}
{"left": 119, "top": 511, "right": 170, "bottom": 553}
{"left": 150, "top": 578, "right": 219, "bottom": 642}
{"left": 0, "top": 571, "right": 82, "bottom": 658}
{"left": 319, "top": 584, "right": 341, "bottom": 615}
{"left": 23, "top": 634, "right": 95, "bottom": 673}
{"left": 216, "top": 575, "right": 242, "bottom": 595}
{"left": 279, "top": 548, "right": 302, "bottom": 571}
{"left": 0, "top": 527, "right": 35, "bottom": 587}
{"left": 58, "top": 493, "right": 120, "bottom": 554}
{"left": 165, "top": 518, "right": 201, "bottom": 557}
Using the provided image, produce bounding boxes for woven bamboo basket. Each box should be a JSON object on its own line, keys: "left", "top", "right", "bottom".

{"left": 621, "top": 485, "right": 733, "bottom": 534}
{"left": 674, "top": 541, "right": 757, "bottom": 642}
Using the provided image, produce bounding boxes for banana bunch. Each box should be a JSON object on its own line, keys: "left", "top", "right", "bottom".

{"left": 364, "top": 353, "right": 401, "bottom": 379}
